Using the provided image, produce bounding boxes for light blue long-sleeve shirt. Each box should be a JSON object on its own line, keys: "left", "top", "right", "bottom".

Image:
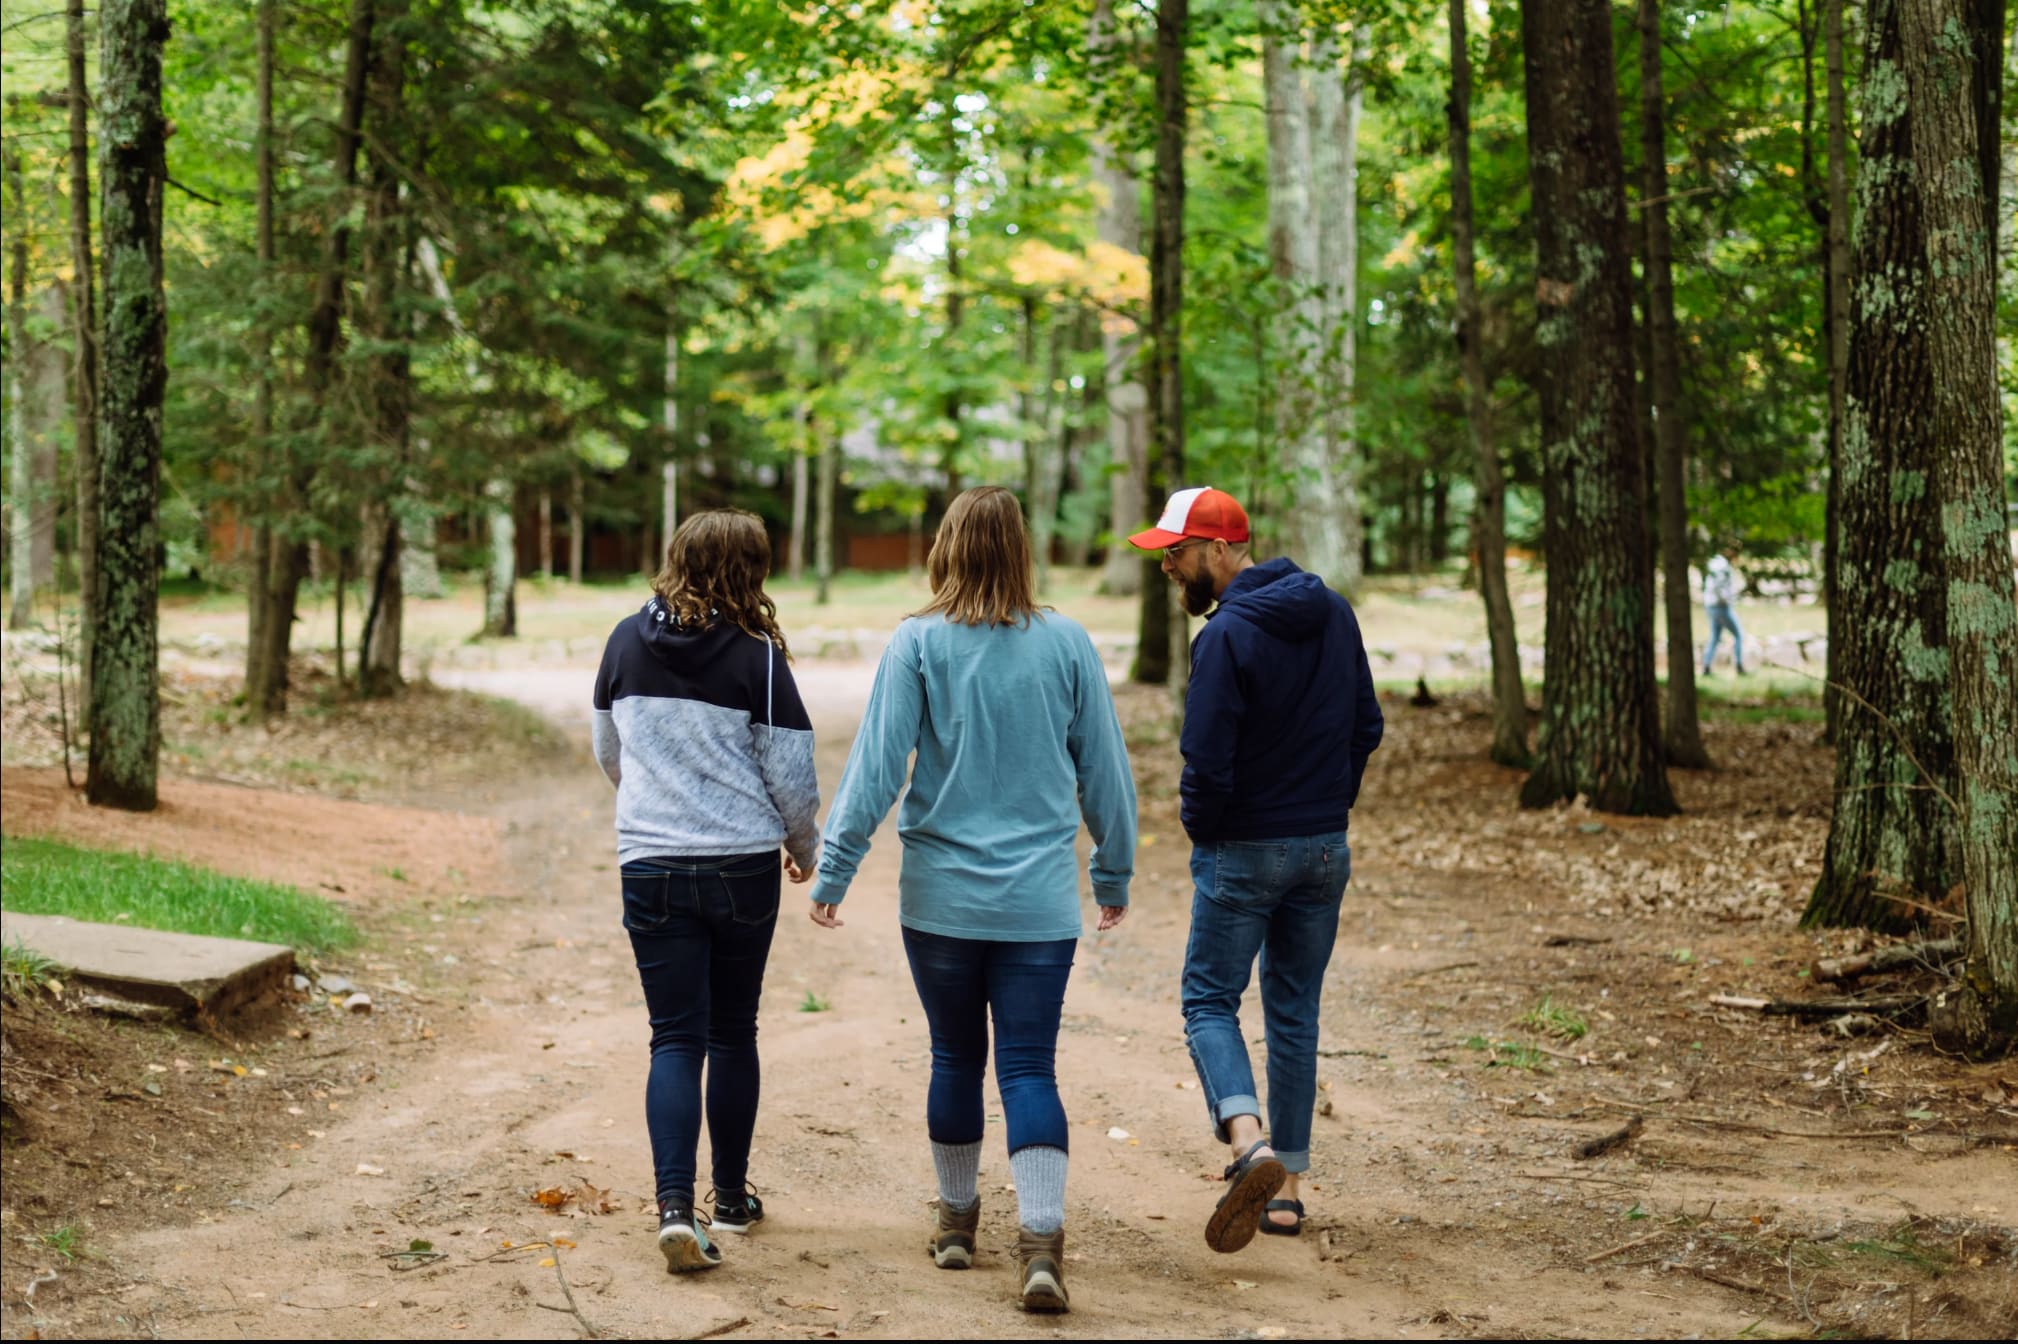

{"left": 808, "top": 611, "right": 1136, "bottom": 942}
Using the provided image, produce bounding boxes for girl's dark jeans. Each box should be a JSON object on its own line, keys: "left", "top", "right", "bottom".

{"left": 622, "top": 851, "right": 780, "bottom": 1208}
{"left": 900, "top": 927, "right": 1076, "bottom": 1156}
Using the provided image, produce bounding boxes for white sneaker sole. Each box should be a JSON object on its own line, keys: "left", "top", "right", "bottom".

{"left": 659, "top": 1227, "right": 721, "bottom": 1272}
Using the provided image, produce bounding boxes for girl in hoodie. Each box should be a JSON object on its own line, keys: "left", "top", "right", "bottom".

{"left": 591, "top": 509, "right": 820, "bottom": 1273}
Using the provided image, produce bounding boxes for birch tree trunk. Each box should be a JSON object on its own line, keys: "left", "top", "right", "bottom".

{"left": 1517, "top": 0, "right": 1677, "bottom": 817}
{"left": 1823, "top": 0, "right": 1852, "bottom": 741}
{"left": 1310, "top": 22, "right": 1366, "bottom": 594}
{"left": 1805, "top": 0, "right": 1960, "bottom": 930}
{"left": 1898, "top": 0, "right": 2017, "bottom": 1058}
{"left": 1637, "top": 0, "right": 1710, "bottom": 769}
{"left": 1448, "top": 0, "right": 1529, "bottom": 767}
{"left": 483, "top": 479, "right": 516, "bottom": 637}
{"left": 1091, "top": 0, "right": 1146, "bottom": 597}
{"left": 67, "top": 0, "right": 100, "bottom": 722}
{"left": 88, "top": 0, "right": 168, "bottom": 811}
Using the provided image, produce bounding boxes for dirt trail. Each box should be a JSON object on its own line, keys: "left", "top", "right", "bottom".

{"left": 24, "top": 662, "right": 2014, "bottom": 1340}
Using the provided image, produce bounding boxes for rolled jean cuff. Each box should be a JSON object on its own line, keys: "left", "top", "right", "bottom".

{"left": 1212, "top": 1093, "right": 1261, "bottom": 1139}
{"left": 1272, "top": 1148, "right": 1310, "bottom": 1175}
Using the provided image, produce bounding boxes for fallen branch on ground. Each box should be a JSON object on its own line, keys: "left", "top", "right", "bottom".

{"left": 549, "top": 1257, "right": 611, "bottom": 1339}
{"left": 1573, "top": 1114, "right": 1644, "bottom": 1160}
{"left": 1810, "top": 939, "right": 1961, "bottom": 985}
{"left": 1584, "top": 1229, "right": 1667, "bottom": 1263}
{"left": 1707, "top": 992, "right": 1924, "bottom": 1021}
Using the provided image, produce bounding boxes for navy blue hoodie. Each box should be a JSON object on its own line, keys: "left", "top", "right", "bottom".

{"left": 1179, "top": 557, "right": 1384, "bottom": 842}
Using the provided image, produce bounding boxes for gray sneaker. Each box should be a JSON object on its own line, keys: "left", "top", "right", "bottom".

{"left": 929, "top": 1198, "right": 980, "bottom": 1269}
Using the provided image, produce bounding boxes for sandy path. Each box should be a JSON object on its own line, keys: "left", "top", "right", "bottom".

{"left": 88, "top": 663, "right": 1874, "bottom": 1340}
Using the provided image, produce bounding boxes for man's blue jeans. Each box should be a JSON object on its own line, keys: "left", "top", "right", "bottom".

{"left": 622, "top": 852, "right": 780, "bottom": 1208}
{"left": 1181, "top": 832, "right": 1349, "bottom": 1175}
{"left": 1703, "top": 602, "right": 1745, "bottom": 673}
{"left": 901, "top": 928, "right": 1075, "bottom": 1155}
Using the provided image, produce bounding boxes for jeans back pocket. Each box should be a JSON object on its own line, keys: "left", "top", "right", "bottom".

{"left": 715, "top": 859, "right": 781, "bottom": 927}
{"left": 620, "top": 868, "right": 681, "bottom": 934}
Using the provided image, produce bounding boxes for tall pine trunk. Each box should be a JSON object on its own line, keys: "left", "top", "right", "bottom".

{"left": 1517, "top": 0, "right": 1677, "bottom": 817}
{"left": 67, "top": 0, "right": 100, "bottom": 725}
{"left": 1899, "top": 0, "right": 2016, "bottom": 1058}
{"left": 87, "top": 0, "right": 168, "bottom": 811}
{"left": 1637, "top": 0, "right": 1709, "bottom": 769}
{"left": 248, "top": 0, "right": 276, "bottom": 707}
{"left": 567, "top": 469, "right": 585, "bottom": 585}
{"left": 1136, "top": 0, "right": 1187, "bottom": 687}
{"left": 1310, "top": 23, "right": 1367, "bottom": 595}
{"left": 1448, "top": 0, "right": 1528, "bottom": 767}
{"left": 356, "top": 9, "right": 407, "bottom": 697}
{"left": 1822, "top": 0, "right": 1852, "bottom": 741}
{"left": 1091, "top": 0, "right": 1146, "bottom": 597}
{"left": 1805, "top": 0, "right": 1959, "bottom": 931}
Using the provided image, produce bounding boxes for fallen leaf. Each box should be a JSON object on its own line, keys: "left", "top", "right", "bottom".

{"left": 531, "top": 1187, "right": 574, "bottom": 1210}
{"left": 538, "top": 1257, "right": 557, "bottom": 1268}
{"left": 553, "top": 1237, "right": 577, "bottom": 1249}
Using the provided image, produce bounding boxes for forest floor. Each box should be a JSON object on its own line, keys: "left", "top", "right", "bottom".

{"left": 1, "top": 585, "right": 2014, "bottom": 1340}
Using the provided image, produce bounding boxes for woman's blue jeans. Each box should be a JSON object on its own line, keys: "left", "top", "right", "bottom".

{"left": 901, "top": 928, "right": 1075, "bottom": 1155}
{"left": 1180, "top": 832, "right": 1349, "bottom": 1175}
{"left": 622, "top": 852, "right": 780, "bottom": 1208}
{"left": 1703, "top": 602, "right": 1745, "bottom": 672}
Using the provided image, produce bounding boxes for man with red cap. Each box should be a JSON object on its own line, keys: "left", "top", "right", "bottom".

{"left": 1129, "top": 487, "right": 1384, "bottom": 1253}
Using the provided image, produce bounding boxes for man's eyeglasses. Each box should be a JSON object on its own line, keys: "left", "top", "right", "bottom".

{"left": 1164, "top": 539, "right": 1210, "bottom": 562}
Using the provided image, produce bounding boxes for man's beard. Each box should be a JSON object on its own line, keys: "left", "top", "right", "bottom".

{"left": 1178, "top": 570, "right": 1217, "bottom": 617}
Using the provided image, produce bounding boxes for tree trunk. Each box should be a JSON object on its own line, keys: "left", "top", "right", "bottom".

{"left": 1822, "top": 0, "right": 1853, "bottom": 742}
{"left": 483, "top": 479, "right": 516, "bottom": 637}
{"left": 359, "top": 510, "right": 401, "bottom": 696}
{"left": 813, "top": 426, "right": 837, "bottom": 606}
{"left": 1136, "top": 0, "right": 1187, "bottom": 686}
{"left": 538, "top": 491, "right": 553, "bottom": 578}
{"left": 1449, "top": 0, "right": 1528, "bottom": 767}
{"left": 1260, "top": 1, "right": 1331, "bottom": 585}
{"left": 247, "top": 0, "right": 276, "bottom": 704}
{"left": 1516, "top": 0, "right": 1677, "bottom": 817}
{"left": 356, "top": 9, "right": 407, "bottom": 696}
{"left": 400, "top": 499, "right": 441, "bottom": 596}
{"left": 662, "top": 318, "right": 679, "bottom": 550}
{"left": 246, "top": 0, "right": 375, "bottom": 718}
{"left": 788, "top": 449, "right": 809, "bottom": 581}
{"left": 87, "top": 0, "right": 168, "bottom": 812}
{"left": 67, "top": 0, "right": 101, "bottom": 725}
{"left": 568, "top": 469, "right": 585, "bottom": 585}
{"left": 1091, "top": 0, "right": 1146, "bottom": 598}
{"left": 1804, "top": 0, "right": 1961, "bottom": 931}
{"left": 7, "top": 147, "right": 32, "bottom": 630}
{"left": 1897, "top": 0, "right": 2016, "bottom": 1057}
{"left": 1310, "top": 22, "right": 1367, "bottom": 595}
{"left": 1637, "top": 0, "right": 1711, "bottom": 770}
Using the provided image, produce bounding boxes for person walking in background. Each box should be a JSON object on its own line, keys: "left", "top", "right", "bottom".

{"left": 807, "top": 486, "right": 1136, "bottom": 1315}
{"left": 591, "top": 509, "right": 820, "bottom": 1274}
{"left": 1129, "top": 486, "right": 1384, "bottom": 1254}
{"left": 1701, "top": 552, "right": 1747, "bottom": 675}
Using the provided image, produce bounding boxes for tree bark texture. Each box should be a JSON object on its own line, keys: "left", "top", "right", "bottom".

{"left": 245, "top": 0, "right": 375, "bottom": 717}
{"left": 1516, "top": 0, "right": 1678, "bottom": 817}
{"left": 1311, "top": 23, "right": 1367, "bottom": 595}
{"left": 1091, "top": 0, "right": 1146, "bottom": 597}
{"left": 1136, "top": 0, "right": 1187, "bottom": 686}
{"left": 1823, "top": 0, "right": 1853, "bottom": 741}
{"left": 68, "top": 0, "right": 101, "bottom": 724}
{"left": 814, "top": 426, "right": 837, "bottom": 606}
{"left": 1637, "top": 0, "right": 1710, "bottom": 769}
{"left": 8, "top": 148, "right": 34, "bottom": 630}
{"left": 483, "top": 479, "right": 517, "bottom": 637}
{"left": 247, "top": 0, "right": 277, "bottom": 703}
{"left": 356, "top": 11, "right": 408, "bottom": 697}
{"left": 87, "top": 0, "right": 169, "bottom": 811}
{"left": 1806, "top": 0, "right": 1961, "bottom": 931}
{"left": 1448, "top": 0, "right": 1529, "bottom": 767}
{"left": 567, "top": 469, "right": 585, "bottom": 585}
{"left": 663, "top": 317, "right": 679, "bottom": 547}
{"left": 788, "top": 448, "right": 809, "bottom": 581}
{"left": 1896, "top": 0, "right": 2017, "bottom": 1057}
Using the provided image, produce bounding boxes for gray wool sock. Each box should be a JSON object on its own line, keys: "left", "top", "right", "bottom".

{"left": 931, "top": 1140, "right": 981, "bottom": 1211}
{"left": 1008, "top": 1145, "right": 1068, "bottom": 1235}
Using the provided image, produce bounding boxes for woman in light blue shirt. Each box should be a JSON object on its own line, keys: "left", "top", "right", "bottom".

{"left": 808, "top": 486, "right": 1136, "bottom": 1316}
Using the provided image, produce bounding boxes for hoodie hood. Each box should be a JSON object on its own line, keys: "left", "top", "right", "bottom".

{"left": 639, "top": 595, "right": 733, "bottom": 666}
{"left": 1213, "top": 557, "right": 1333, "bottom": 641}
{"left": 1707, "top": 555, "right": 1731, "bottom": 574}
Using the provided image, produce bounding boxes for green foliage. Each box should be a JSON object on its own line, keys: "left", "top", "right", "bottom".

{"left": 1, "top": 940, "right": 65, "bottom": 996}
{"left": 1516, "top": 996, "right": 1587, "bottom": 1041}
{"left": 0, "top": 837, "right": 359, "bottom": 953}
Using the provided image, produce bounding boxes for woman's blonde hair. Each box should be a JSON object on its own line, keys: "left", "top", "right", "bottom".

{"left": 652, "top": 509, "right": 790, "bottom": 657}
{"left": 915, "top": 486, "right": 1044, "bottom": 628}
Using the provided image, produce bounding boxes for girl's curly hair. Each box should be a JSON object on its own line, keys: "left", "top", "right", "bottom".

{"left": 651, "top": 509, "right": 789, "bottom": 658}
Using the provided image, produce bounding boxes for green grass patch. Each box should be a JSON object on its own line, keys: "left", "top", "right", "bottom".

{"left": 798, "top": 990, "right": 831, "bottom": 1013}
{"left": 1461, "top": 1035, "right": 1553, "bottom": 1073}
{"left": 2, "top": 939, "right": 64, "bottom": 994}
{"left": 0, "top": 837, "right": 359, "bottom": 954}
{"left": 1516, "top": 995, "right": 1588, "bottom": 1041}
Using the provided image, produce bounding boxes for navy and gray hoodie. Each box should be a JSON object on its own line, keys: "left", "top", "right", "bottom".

{"left": 591, "top": 598, "right": 821, "bottom": 867}
{"left": 1180, "top": 557, "right": 1384, "bottom": 842}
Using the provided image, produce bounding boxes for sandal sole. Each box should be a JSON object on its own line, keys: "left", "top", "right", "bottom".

{"left": 1205, "top": 1156, "right": 1287, "bottom": 1254}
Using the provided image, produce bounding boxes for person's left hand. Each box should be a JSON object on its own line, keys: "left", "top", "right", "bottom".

{"left": 1096, "top": 904, "right": 1128, "bottom": 932}
{"left": 809, "top": 902, "right": 844, "bottom": 929}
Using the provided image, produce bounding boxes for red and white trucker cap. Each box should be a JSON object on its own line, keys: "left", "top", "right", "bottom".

{"left": 1128, "top": 487, "right": 1251, "bottom": 550}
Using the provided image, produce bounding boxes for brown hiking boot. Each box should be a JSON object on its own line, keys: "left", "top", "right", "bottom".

{"left": 929, "top": 1198, "right": 980, "bottom": 1269}
{"left": 1015, "top": 1226, "right": 1069, "bottom": 1313}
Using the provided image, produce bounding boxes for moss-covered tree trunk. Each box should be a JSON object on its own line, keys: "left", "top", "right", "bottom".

{"left": 1447, "top": 0, "right": 1528, "bottom": 768}
{"left": 1637, "top": 0, "right": 1709, "bottom": 771}
{"left": 1898, "top": 0, "right": 2016, "bottom": 1059}
{"left": 1516, "top": 0, "right": 1677, "bottom": 817}
{"left": 1804, "top": 0, "right": 1959, "bottom": 932}
{"left": 87, "top": 0, "right": 168, "bottom": 812}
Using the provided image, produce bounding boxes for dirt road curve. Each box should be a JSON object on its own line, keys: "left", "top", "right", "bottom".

{"left": 54, "top": 663, "right": 2005, "bottom": 1340}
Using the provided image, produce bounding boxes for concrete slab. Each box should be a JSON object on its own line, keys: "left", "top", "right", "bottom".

{"left": 0, "top": 911, "right": 296, "bottom": 1017}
